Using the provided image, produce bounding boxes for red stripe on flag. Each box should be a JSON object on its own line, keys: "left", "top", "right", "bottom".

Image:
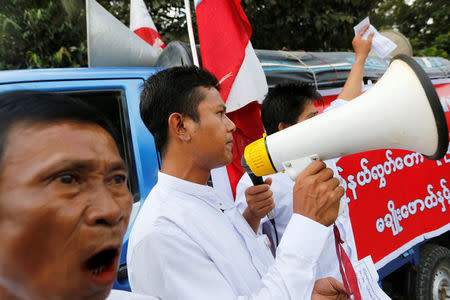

{"left": 226, "top": 101, "right": 265, "bottom": 196}
{"left": 134, "top": 27, "right": 165, "bottom": 49}
{"left": 197, "top": 0, "right": 266, "bottom": 198}
{"left": 196, "top": 0, "right": 252, "bottom": 102}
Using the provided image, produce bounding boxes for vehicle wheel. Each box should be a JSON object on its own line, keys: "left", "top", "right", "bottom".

{"left": 416, "top": 244, "right": 450, "bottom": 300}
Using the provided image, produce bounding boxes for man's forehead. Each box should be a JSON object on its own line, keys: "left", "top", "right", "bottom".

{"left": 198, "top": 87, "right": 225, "bottom": 107}
{"left": 1, "top": 121, "right": 121, "bottom": 172}
{"left": 7, "top": 120, "right": 113, "bottom": 143}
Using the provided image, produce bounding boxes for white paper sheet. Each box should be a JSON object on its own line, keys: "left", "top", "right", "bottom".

{"left": 354, "top": 256, "right": 391, "bottom": 300}
{"left": 354, "top": 17, "right": 397, "bottom": 59}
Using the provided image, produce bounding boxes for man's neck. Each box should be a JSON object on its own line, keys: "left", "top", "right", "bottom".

{"left": 161, "top": 150, "right": 211, "bottom": 185}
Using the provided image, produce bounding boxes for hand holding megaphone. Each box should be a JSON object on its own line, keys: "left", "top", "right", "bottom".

{"left": 242, "top": 153, "right": 345, "bottom": 225}
{"left": 292, "top": 160, "right": 345, "bottom": 226}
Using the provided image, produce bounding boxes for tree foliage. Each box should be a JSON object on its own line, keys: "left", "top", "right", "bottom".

{"left": 0, "top": 0, "right": 448, "bottom": 70}
{"left": 241, "top": 0, "right": 381, "bottom": 51}
{"left": 0, "top": 0, "right": 86, "bottom": 69}
{"left": 370, "top": 0, "right": 448, "bottom": 58}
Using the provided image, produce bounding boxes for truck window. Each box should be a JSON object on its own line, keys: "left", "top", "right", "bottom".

{"left": 64, "top": 90, "right": 139, "bottom": 202}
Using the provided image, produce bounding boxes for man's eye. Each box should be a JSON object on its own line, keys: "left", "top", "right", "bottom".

{"left": 111, "top": 174, "right": 127, "bottom": 185}
{"left": 57, "top": 174, "right": 78, "bottom": 184}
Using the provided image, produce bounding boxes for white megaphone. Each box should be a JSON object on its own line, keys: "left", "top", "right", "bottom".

{"left": 242, "top": 54, "right": 449, "bottom": 213}
{"left": 86, "top": 0, "right": 159, "bottom": 67}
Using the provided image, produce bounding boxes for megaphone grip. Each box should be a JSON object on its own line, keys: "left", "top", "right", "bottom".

{"left": 242, "top": 155, "right": 265, "bottom": 186}
{"left": 248, "top": 173, "right": 264, "bottom": 186}
{"left": 242, "top": 155, "right": 278, "bottom": 247}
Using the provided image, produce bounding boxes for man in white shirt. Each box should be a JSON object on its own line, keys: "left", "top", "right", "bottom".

{"left": 235, "top": 25, "right": 374, "bottom": 278}
{"left": 0, "top": 90, "right": 154, "bottom": 300}
{"left": 127, "top": 66, "right": 348, "bottom": 299}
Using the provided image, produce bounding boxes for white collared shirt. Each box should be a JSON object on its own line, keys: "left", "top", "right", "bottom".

{"left": 127, "top": 172, "right": 333, "bottom": 300}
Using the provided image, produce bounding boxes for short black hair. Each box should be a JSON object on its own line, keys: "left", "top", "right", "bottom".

{"left": 0, "top": 90, "right": 117, "bottom": 169}
{"left": 261, "top": 82, "right": 323, "bottom": 135}
{"left": 140, "top": 66, "right": 220, "bottom": 156}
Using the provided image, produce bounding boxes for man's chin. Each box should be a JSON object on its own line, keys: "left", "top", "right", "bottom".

{"left": 224, "top": 156, "right": 233, "bottom": 167}
{"left": 80, "top": 287, "right": 111, "bottom": 300}
{"left": 211, "top": 159, "right": 232, "bottom": 170}
{"left": 97, "top": 288, "right": 112, "bottom": 300}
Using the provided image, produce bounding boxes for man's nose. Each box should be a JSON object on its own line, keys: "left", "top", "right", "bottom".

{"left": 85, "top": 184, "right": 124, "bottom": 226}
{"left": 225, "top": 114, "right": 236, "bottom": 133}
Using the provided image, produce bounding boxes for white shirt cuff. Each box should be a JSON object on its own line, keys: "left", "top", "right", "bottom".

{"left": 277, "top": 213, "right": 332, "bottom": 263}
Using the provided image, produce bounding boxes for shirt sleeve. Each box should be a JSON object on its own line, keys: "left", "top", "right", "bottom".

{"left": 128, "top": 222, "right": 237, "bottom": 300}
{"left": 235, "top": 173, "right": 252, "bottom": 214}
{"left": 324, "top": 98, "right": 348, "bottom": 112}
{"left": 336, "top": 205, "right": 358, "bottom": 263}
{"left": 128, "top": 214, "right": 331, "bottom": 300}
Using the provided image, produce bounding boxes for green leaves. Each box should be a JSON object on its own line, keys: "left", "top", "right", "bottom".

{"left": 55, "top": 46, "right": 71, "bottom": 64}
{"left": 372, "top": 0, "right": 448, "bottom": 59}
{"left": 0, "top": 15, "right": 22, "bottom": 32}
{"left": 0, "top": 0, "right": 87, "bottom": 69}
{"left": 241, "top": 0, "right": 376, "bottom": 51}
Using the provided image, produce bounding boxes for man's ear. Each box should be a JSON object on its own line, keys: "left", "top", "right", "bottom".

{"left": 278, "top": 122, "right": 292, "bottom": 131}
{"left": 168, "top": 113, "right": 191, "bottom": 142}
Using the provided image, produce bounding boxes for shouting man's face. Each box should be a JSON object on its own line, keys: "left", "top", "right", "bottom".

{"left": 0, "top": 121, "right": 132, "bottom": 300}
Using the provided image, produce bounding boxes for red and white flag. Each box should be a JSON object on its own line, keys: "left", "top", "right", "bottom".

{"left": 195, "top": 0, "right": 268, "bottom": 199}
{"left": 130, "top": 0, "right": 165, "bottom": 51}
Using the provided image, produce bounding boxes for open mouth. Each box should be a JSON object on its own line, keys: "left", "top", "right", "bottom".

{"left": 84, "top": 248, "right": 119, "bottom": 280}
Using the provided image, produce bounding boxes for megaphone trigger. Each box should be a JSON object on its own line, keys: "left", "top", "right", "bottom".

{"left": 282, "top": 154, "right": 320, "bottom": 180}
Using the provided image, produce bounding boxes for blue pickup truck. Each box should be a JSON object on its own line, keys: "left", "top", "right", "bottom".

{"left": 1, "top": 46, "right": 449, "bottom": 298}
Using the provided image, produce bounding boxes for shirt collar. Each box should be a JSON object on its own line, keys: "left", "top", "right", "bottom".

{"left": 157, "top": 172, "right": 235, "bottom": 211}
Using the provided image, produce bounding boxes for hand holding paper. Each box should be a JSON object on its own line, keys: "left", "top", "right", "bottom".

{"left": 354, "top": 17, "right": 397, "bottom": 59}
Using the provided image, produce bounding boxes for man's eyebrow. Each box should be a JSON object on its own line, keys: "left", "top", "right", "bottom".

{"left": 107, "top": 161, "right": 128, "bottom": 173}
{"left": 38, "top": 159, "right": 127, "bottom": 179}
{"left": 217, "top": 104, "right": 227, "bottom": 110}
{"left": 47, "top": 160, "right": 95, "bottom": 172}
{"left": 62, "top": 160, "right": 128, "bottom": 173}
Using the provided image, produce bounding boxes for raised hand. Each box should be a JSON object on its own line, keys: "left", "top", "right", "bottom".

{"left": 242, "top": 177, "right": 274, "bottom": 233}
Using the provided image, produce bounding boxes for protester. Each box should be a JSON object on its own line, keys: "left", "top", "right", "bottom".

{"left": 127, "top": 66, "right": 347, "bottom": 299}
{"left": 0, "top": 90, "right": 154, "bottom": 300}
{"left": 235, "top": 24, "right": 374, "bottom": 279}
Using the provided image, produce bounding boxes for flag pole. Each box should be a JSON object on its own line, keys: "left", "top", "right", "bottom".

{"left": 184, "top": 0, "right": 200, "bottom": 67}
{"left": 86, "top": 0, "right": 91, "bottom": 67}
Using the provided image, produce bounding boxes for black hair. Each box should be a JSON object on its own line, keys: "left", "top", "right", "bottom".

{"left": 261, "top": 82, "right": 323, "bottom": 135}
{"left": 0, "top": 90, "right": 118, "bottom": 168}
{"left": 140, "top": 66, "right": 220, "bottom": 156}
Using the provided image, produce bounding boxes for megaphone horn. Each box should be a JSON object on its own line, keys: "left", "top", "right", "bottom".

{"left": 86, "top": 0, "right": 159, "bottom": 67}
{"left": 243, "top": 54, "right": 449, "bottom": 180}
